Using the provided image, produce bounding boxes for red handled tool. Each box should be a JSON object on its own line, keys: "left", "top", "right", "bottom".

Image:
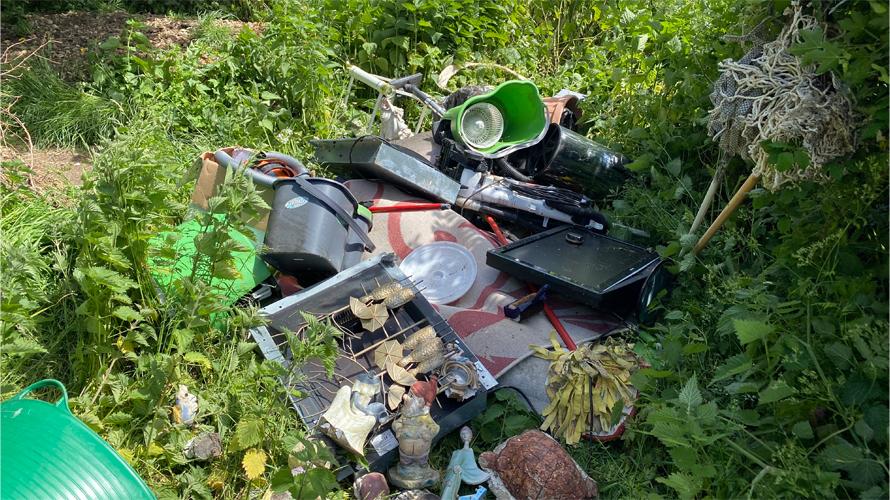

{"left": 485, "top": 215, "right": 577, "bottom": 351}
{"left": 369, "top": 202, "right": 450, "bottom": 214}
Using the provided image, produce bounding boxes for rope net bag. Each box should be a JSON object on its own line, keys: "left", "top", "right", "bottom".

{"left": 707, "top": 2, "right": 856, "bottom": 191}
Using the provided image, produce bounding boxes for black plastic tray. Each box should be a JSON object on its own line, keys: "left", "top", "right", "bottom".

{"left": 486, "top": 226, "right": 661, "bottom": 316}
{"left": 249, "top": 253, "right": 495, "bottom": 477}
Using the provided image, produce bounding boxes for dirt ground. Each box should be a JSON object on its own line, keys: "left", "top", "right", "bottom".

{"left": 1, "top": 11, "right": 262, "bottom": 192}
{"left": 1, "top": 146, "right": 91, "bottom": 192}
{"left": 1, "top": 11, "right": 262, "bottom": 81}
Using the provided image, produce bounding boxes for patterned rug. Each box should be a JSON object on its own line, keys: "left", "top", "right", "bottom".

{"left": 345, "top": 180, "right": 621, "bottom": 379}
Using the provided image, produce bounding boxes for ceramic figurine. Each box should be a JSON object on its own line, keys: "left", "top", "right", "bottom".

{"left": 388, "top": 393, "right": 440, "bottom": 489}
{"left": 440, "top": 427, "right": 489, "bottom": 500}
{"left": 410, "top": 377, "right": 438, "bottom": 407}
{"left": 318, "top": 375, "right": 383, "bottom": 456}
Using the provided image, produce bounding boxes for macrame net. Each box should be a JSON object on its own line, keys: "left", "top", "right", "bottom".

{"left": 707, "top": 2, "right": 855, "bottom": 191}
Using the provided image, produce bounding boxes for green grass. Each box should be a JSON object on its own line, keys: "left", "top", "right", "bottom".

{"left": 2, "top": 58, "right": 125, "bottom": 148}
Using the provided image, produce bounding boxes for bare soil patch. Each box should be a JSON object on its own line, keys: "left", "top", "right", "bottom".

{"left": 1, "top": 146, "right": 91, "bottom": 191}
{"left": 1, "top": 11, "right": 262, "bottom": 81}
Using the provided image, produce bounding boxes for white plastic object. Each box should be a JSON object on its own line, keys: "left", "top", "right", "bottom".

{"left": 399, "top": 242, "right": 477, "bottom": 304}
{"left": 460, "top": 103, "right": 504, "bottom": 149}
{"left": 349, "top": 64, "right": 390, "bottom": 93}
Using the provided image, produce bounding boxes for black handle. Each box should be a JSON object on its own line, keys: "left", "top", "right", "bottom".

{"left": 214, "top": 149, "right": 375, "bottom": 252}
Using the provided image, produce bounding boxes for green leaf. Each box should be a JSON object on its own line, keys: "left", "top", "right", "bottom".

{"left": 1, "top": 337, "right": 47, "bottom": 356}
{"left": 656, "top": 472, "right": 701, "bottom": 499}
{"left": 112, "top": 306, "right": 143, "bottom": 322}
{"left": 823, "top": 342, "right": 852, "bottom": 369}
{"left": 82, "top": 266, "right": 138, "bottom": 293}
{"left": 678, "top": 252, "right": 696, "bottom": 272}
{"left": 99, "top": 37, "right": 121, "bottom": 50}
{"left": 758, "top": 380, "right": 796, "bottom": 405}
{"left": 104, "top": 412, "right": 133, "bottom": 426}
{"left": 260, "top": 91, "right": 281, "bottom": 101}
{"left": 818, "top": 440, "right": 862, "bottom": 470}
{"left": 237, "top": 341, "right": 257, "bottom": 356}
{"left": 854, "top": 419, "right": 874, "bottom": 442}
{"left": 792, "top": 421, "right": 814, "bottom": 439}
{"left": 682, "top": 343, "right": 707, "bottom": 355}
{"left": 789, "top": 28, "right": 844, "bottom": 74}
{"left": 712, "top": 353, "right": 752, "bottom": 383}
{"left": 183, "top": 352, "right": 213, "bottom": 372}
{"left": 733, "top": 319, "right": 773, "bottom": 345}
{"left": 725, "top": 381, "right": 761, "bottom": 394}
{"left": 668, "top": 447, "right": 699, "bottom": 471}
{"left": 259, "top": 118, "right": 274, "bottom": 131}
{"left": 665, "top": 158, "right": 682, "bottom": 176}
{"left": 234, "top": 419, "right": 264, "bottom": 450}
{"left": 678, "top": 376, "right": 702, "bottom": 409}
{"left": 270, "top": 467, "right": 294, "bottom": 493}
{"left": 774, "top": 152, "right": 795, "bottom": 171}
{"left": 841, "top": 372, "right": 879, "bottom": 405}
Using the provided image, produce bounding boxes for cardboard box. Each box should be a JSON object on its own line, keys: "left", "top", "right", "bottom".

{"left": 189, "top": 149, "right": 276, "bottom": 234}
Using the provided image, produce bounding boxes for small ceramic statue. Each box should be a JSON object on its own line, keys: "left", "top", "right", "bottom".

{"left": 388, "top": 393, "right": 440, "bottom": 489}
{"left": 440, "top": 427, "right": 490, "bottom": 500}
{"left": 318, "top": 374, "right": 383, "bottom": 456}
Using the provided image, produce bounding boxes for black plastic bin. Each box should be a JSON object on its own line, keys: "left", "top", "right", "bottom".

{"left": 264, "top": 177, "right": 371, "bottom": 285}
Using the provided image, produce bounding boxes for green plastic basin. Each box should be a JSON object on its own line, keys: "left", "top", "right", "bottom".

{"left": 0, "top": 379, "right": 155, "bottom": 499}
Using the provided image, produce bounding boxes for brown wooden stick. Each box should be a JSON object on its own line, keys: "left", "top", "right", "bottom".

{"left": 694, "top": 172, "right": 760, "bottom": 255}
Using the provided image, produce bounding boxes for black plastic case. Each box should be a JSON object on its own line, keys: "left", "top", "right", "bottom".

{"left": 486, "top": 226, "right": 662, "bottom": 318}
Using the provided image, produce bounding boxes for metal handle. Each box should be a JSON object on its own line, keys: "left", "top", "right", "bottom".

{"left": 12, "top": 379, "right": 70, "bottom": 411}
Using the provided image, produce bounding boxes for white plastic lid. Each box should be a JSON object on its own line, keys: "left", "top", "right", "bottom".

{"left": 399, "top": 242, "right": 478, "bottom": 304}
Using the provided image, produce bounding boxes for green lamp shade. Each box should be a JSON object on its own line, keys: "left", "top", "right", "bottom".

{"left": 1, "top": 379, "right": 155, "bottom": 499}
{"left": 443, "top": 80, "right": 547, "bottom": 156}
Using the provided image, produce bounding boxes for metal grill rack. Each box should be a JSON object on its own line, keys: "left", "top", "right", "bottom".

{"left": 249, "top": 253, "right": 495, "bottom": 475}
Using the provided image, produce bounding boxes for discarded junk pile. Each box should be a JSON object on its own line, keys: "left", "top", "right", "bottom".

{"left": 146, "top": 66, "right": 665, "bottom": 498}
{"left": 0, "top": 66, "right": 664, "bottom": 499}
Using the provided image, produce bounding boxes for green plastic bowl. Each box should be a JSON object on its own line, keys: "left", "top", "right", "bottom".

{"left": 0, "top": 379, "right": 155, "bottom": 499}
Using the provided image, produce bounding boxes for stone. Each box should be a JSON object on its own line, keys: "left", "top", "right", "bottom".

{"left": 183, "top": 432, "right": 222, "bottom": 461}
{"left": 354, "top": 472, "right": 390, "bottom": 500}
{"left": 478, "top": 430, "right": 597, "bottom": 499}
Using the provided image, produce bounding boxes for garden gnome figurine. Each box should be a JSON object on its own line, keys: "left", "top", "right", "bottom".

{"left": 440, "top": 427, "right": 489, "bottom": 500}
{"left": 388, "top": 393, "right": 440, "bottom": 489}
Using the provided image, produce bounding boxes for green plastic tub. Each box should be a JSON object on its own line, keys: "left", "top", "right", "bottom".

{"left": 0, "top": 379, "right": 155, "bottom": 499}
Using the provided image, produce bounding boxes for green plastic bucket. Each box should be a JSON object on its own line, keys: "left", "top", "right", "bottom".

{"left": 0, "top": 379, "right": 155, "bottom": 499}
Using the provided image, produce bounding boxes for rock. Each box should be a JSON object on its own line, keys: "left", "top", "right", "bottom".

{"left": 478, "top": 430, "right": 597, "bottom": 499}
{"left": 183, "top": 432, "right": 222, "bottom": 461}
{"left": 354, "top": 472, "right": 389, "bottom": 500}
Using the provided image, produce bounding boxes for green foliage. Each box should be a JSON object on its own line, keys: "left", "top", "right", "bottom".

{"left": 2, "top": 58, "right": 125, "bottom": 147}
{"left": 471, "top": 389, "right": 540, "bottom": 448}
{"left": 1, "top": 0, "right": 886, "bottom": 497}
{"left": 430, "top": 389, "right": 540, "bottom": 472}
{"left": 287, "top": 313, "right": 341, "bottom": 377}
{"left": 0, "top": 161, "right": 77, "bottom": 393}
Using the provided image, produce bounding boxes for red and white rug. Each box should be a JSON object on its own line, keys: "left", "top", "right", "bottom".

{"left": 345, "top": 180, "right": 621, "bottom": 380}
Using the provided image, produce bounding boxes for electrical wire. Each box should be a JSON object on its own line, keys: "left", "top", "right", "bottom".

{"left": 458, "top": 176, "right": 506, "bottom": 219}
